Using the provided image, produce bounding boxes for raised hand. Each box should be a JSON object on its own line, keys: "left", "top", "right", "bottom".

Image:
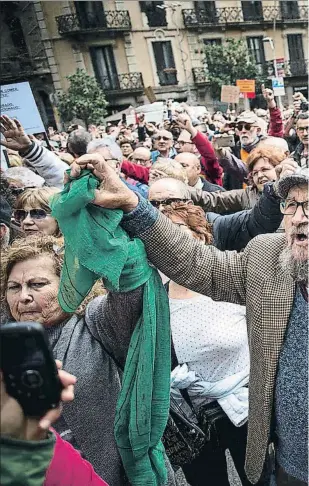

{"left": 261, "top": 84, "right": 276, "bottom": 109}
{"left": 0, "top": 115, "right": 32, "bottom": 152}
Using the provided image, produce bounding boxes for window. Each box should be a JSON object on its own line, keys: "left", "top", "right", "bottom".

{"left": 287, "top": 34, "right": 305, "bottom": 75}
{"left": 203, "top": 38, "right": 222, "bottom": 47}
{"left": 74, "top": 1, "right": 106, "bottom": 29}
{"left": 90, "top": 46, "right": 119, "bottom": 90}
{"left": 247, "top": 36, "right": 265, "bottom": 65}
{"left": 152, "top": 41, "right": 177, "bottom": 86}
{"left": 195, "top": 1, "right": 217, "bottom": 22}
{"left": 280, "top": 1, "right": 299, "bottom": 19}
{"left": 241, "top": 1, "right": 263, "bottom": 21}
{"left": 140, "top": 1, "right": 167, "bottom": 27}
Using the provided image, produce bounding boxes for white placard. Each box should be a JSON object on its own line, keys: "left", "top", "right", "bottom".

{"left": 272, "top": 77, "right": 285, "bottom": 96}
{"left": 0, "top": 82, "right": 45, "bottom": 135}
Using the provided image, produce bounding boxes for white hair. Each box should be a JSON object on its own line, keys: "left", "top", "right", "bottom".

{"left": 87, "top": 138, "right": 123, "bottom": 160}
{"left": 0, "top": 224, "right": 10, "bottom": 249}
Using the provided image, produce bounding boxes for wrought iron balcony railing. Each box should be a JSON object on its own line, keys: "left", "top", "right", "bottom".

{"left": 1, "top": 55, "right": 50, "bottom": 81}
{"left": 97, "top": 72, "right": 144, "bottom": 93}
{"left": 56, "top": 10, "right": 131, "bottom": 35}
{"left": 192, "top": 67, "right": 208, "bottom": 85}
{"left": 182, "top": 5, "right": 308, "bottom": 28}
{"left": 283, "top": 60, "right": 308, "bottom": 77}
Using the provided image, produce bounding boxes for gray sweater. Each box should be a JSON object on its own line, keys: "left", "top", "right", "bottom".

{"left": 275, "top": 286, "right": 308, "bottom": 481}
{"left": 45, "top": 289, "right": 180, "bottom": 486}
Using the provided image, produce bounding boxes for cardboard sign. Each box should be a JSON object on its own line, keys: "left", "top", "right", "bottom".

{"left": 221, "top": 85, "right": 240, "bottom": 104}
{"left": 0, "top": 81, "right": 45, "bottom": 135}
{"left": 144, "top": 86, "right": 157, "bottom": 103}
{"left": 272, "top": 77, "right": 285, "bottom": 96}
{"left": 236, "top": 79, "right": 256, "bottom": 94}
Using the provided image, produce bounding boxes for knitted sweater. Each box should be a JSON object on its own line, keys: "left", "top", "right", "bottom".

{"left": 275, "top": 286, "right": 308, "bottom": 481}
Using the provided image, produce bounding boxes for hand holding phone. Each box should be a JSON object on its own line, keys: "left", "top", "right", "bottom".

{"left": 0, "top": 322, "right": 76, "bottom": 432}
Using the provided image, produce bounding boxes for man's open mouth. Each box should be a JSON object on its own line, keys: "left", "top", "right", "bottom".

{"left": 294, "top": 233, "right": 308, "bottom": 243}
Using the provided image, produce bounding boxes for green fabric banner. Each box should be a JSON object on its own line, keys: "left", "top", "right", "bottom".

{"left": 51, "top": 171, "right": 171, "bottom": 485}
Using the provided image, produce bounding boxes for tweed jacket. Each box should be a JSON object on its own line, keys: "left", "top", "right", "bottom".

{"left": 123, "top": 211, "right": 296, "bottom": 484}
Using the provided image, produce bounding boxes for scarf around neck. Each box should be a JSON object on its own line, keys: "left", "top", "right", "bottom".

{"left": 241, "top": 134, "right": 265, "bottom": 153}
{"left": 50, "top": 170, "right": 171, "bottom": 485}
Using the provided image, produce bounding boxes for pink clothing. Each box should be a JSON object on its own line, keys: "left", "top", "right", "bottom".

{"left": 192, "top": 131, "right": 223, "bottom": 186}
{"left": 44, "top": 430, "right": 108, "bottom": 486}
{"left": 268, "top": 106, "right": 284, "bottom": 138}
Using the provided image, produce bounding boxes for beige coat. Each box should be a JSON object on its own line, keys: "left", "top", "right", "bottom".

{"left": 138, "top": 214, "right": 295, "bottom": 484}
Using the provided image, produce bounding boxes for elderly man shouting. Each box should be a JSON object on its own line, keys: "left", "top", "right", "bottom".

{"left": 70, "top": 151, "right": 308, "bottom": 486}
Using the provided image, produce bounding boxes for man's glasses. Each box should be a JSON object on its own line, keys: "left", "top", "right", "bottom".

{"left": 236, "top": 123, "right": 255, "bottom": 131}
{"left": 297, "top": 126, "right": 309, "bottom": 133}
{"left": 154, "top": 136, "right": 172, "bottom": 142}
{"left": 280, "top": 200, "right": 309, "bottom": 217}
{"left": 176, "top": 141, "right": 194, "bottom": 146}
{"left": 149, "top": 198, "right": 190, "bottom": 208}
{"left": 14, "top": 208, "right": 50, "bottom": 223}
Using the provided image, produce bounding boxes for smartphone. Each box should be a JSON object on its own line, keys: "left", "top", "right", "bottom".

{"left": 0, "top": 322, "right": 63, "bottom": 417}
{"left": 122, "top": 113, "right": 127, "bottom": 125}
{"left": 214, "top": 135, "right": 235, "bottom": 148}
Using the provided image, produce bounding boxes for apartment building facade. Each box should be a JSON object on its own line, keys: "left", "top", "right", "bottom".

{"left": 1, "top": 0, "right": 308, "bottom": 127}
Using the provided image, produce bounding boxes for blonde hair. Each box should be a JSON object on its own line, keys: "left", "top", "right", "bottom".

{"left": 151, "top": 158, "right": 188, "bottom": 183}
{"left": 247, "top": 146, "right": 286, "bottom": 172}
{"left": 1, "top": 235, "right": 106, "bottom": 318}
{"left": 8, "top": 154, "right": 23, "bottom": 167}
{"left": 16, "top": 187, "right": 60, "bottom": 212}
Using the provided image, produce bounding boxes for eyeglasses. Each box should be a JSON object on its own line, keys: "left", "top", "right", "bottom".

{"left": 131, "top": 157, "right": 149, "bottom": 164}
{"left": 297, "top": 126, "right": 309, "bottom": 133}
{"left": 280, "top": 200, "right": 309, "bottom": 217}
{"left": 251, "top": 167, "right": 274, "bottom": 178}
{"left": 176, "top": 141, "right": 194, "bottom": 146}
{"left": 236, "top": 123, "right": 255, "bottom": 131}
{"left": 14, "top": 208, "right": 50, "bottom": 223}
{"left": 154, "top": 136, "right": 172, "bottom": 142}
{"left": 149, "top": 198, "right": 190, "bottom": 208}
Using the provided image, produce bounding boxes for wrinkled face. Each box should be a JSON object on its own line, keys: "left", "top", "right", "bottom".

{"left": 237, "top": 123, "right": 259, "bottom": 146}
{"left": 296, "top": 118, "right": 309, "bottom": 146}
{"left": 90, "top": 147, "right": 121, "bottom": 175}
{"left": 6, "top": 255, "right": 67, "bottom": 327}
{"left": 148, "top": 183, "right": 185, "bottom": 211}
{"left": 21, "top": 205, "right": 58, "bottom": 237}
{"left": 130, "top": 148, "right": 152, "bottom": 168}
{"left": 155, "top": 131, "right": 173, "bottom": 153}
{"left": 251, "top": 157, "right": 277, "bottom": 192}
{"left": 121, "top": 143, "right": 133, "bottom": 157}
{"left": 175, "top": 155, "right": 200, "bottom": 187}
{"left": 175, "top": 131, "right": 195, "bottom": 154}
{"left": 284, "top": 185, "right": 308, "bottom": 263}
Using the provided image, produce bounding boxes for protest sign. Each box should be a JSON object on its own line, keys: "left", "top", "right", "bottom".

{"left": 221, "top": 85, "right": 240, "bottom": 104}
{"left": 0, "top": 82, "right": 45, "bottom": 135}
{"left": 272, "top": 77, "right": 285, "bottom": 96}
{"left": 236, "top": 79, "right": 255, "bottom": 94}
{"left": 144, "top": 86, "right": 157, "bottom": 103}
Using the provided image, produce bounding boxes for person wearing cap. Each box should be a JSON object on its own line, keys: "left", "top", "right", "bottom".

{"left": 0, "top": 196, "right": 12, "bottom": 249}
{"left": 75, "top": 155, "right": 307, "bottom": 486}
{"left": 214, "top": 87, "right": 284, "bottom": 190}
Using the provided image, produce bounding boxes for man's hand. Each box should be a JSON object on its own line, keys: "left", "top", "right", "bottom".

{"left": 275, "top": 158, "right": 299, "bottom": 180}
{"left": 0, "top": 115, "right": 32, "bottom": 152}
{"left": 262, "top": 84, "right": 276, "bottom": 109}
{"left": 0, "top": 360, "right": 76, "bottom": 441}
{"left": 175, "top": 114, "right": 196, "bottom": 137}
{"left": 69, "top": 153, "right": 139, "bottom": 212}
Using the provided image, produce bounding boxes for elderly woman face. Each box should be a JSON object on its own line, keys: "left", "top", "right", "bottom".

{"left": 6, "top": 254, "right": 67, "bottom": 327}
{"left": 16, "top": 205, "right": 59, "bottom": 236}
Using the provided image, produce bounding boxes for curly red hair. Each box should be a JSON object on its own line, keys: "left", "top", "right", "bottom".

{"left": 161, "top": 202, "right": 213, "bottom": 244}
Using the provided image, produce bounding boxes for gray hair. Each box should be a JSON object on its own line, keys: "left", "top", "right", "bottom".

{"left": 87, "top": 138, "right": 123, "bottom": 160}
{"left": 0, "top": 223, "right": 10, "bottom": 249}
{"left": 67, "top": 129, "right": 92, "bottom": 156}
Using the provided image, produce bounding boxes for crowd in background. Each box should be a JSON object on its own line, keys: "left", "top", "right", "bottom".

{"left": 0, "top": 84, "right": 308, "bottom": 486}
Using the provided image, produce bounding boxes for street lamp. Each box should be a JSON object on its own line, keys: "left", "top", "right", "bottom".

{"left": 262, "top": 36, "right": 283, "bottom": 110}
{"left": 157, "top": 3, "right": 192, "bottom": 103}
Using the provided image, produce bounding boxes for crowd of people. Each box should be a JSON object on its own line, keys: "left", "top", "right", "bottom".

{"left": 0, "top": 85, "right": 308, "bottom": 486}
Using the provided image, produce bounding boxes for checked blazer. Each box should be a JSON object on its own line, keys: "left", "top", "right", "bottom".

{"left": 137, "top": 213, "right": 296, "bottom": 484}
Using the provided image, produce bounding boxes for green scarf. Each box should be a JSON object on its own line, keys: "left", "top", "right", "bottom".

{"left": 50, "top": 171, "right": 171, "bottom": 485}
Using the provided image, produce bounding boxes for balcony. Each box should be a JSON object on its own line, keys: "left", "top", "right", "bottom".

{"left": 1, "top": 55, "right": 50, "bottom": 82}
{"left": 97, "top": 72, "right": 144, "bottom": 94}
{"left": 56, "top": 10, "right": 131, "bottom": 36}
{"left": 192, "top": 67, "right": 208, "bottom": 85}
{"left": 182, "top": 5, "right": 308, "bottom": 29}
{"left": 284, "top": 60, "right": 308, "bottom": 77}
